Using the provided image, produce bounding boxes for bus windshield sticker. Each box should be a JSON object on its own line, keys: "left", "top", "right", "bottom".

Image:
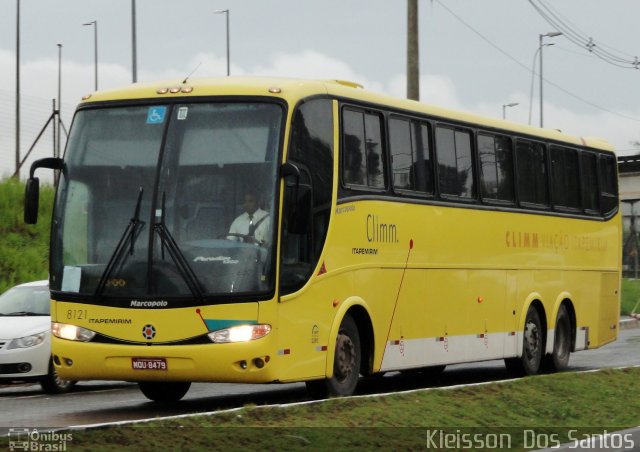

{"left": 177, "top": 107, "right": 189, "bottom": 120}
{"left": 146, "top": 106, "right": 167, "bottom": 124}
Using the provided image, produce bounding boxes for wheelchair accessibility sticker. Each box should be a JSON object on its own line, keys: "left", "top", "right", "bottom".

{"left": 147, "top": 106, "right": 167, "bottom": 124}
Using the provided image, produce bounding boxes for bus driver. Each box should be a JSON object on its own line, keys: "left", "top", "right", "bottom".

{"left": 228, "top": 191, "right": 269, "bottom": 245}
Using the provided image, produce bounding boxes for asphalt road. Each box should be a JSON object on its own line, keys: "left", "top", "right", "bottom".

{"left": 0, "top": 328, "right": 638, "bottom": 434}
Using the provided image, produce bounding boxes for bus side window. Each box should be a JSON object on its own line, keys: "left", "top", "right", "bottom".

{"left": 389, "top": 117, "right": 434, "bottom": 195}
{"left": 515, "top": 139, "right": 549, "bottom": 208}
{"left": 342, "top": 108, "right": 385, "bottom": 189}
{"left": 478, "top": 133, "right": 515, "bottom": 204}
{"left": 550, "top": 146, "right": 581, "bottom": 211}
{"left": 435, "top": 125, "right": 475, "bottom": 199}
{"left": 599, "top": 154, "right": 618, "bottom": 215}
{"left": 580, "top": 152, "right": 600, "bottom": 214}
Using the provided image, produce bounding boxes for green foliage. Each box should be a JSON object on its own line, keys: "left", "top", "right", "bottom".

{"left": 0, "top": 178, "right": 53, "bottom": 293}
{"left": 621, "top": 279, "right": 640, "bottom": 315}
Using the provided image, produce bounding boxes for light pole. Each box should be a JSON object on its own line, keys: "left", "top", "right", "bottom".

{"left": 83, "top": 20, "right": 98, "bottom": 90}
{"left": 57, "top": 43, "right": 62, "bottom": 159}
{"left": 213, "top": 9, "right": 230, "bottom": 76}
{"left": 528, "top": 44, "right": 554, "bottom": 125}
{"left": 132, "top": 0, "right": 137, "bottom": 83}
{"left": 502, "top": 102, "right": 519, "bottom": 120}
{"left": 539, "top": 31, "right": 562, "bottom": 128}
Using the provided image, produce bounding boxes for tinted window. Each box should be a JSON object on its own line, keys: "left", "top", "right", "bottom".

{"left": 516, "top": 140, "right": 548, "bottom": 206}
{"left": 580, "top": 152, "right": 600, "bottom": 213}
{"left": 389, "top": 117, "right": 433, "bottom": 194}
{"left": 389, "top": 118, "right": 412, "bottom": 190}
{"left": 435, "top": 126, "right": 474, "bottom": 198}
{"left": 478, "top": 133, "right": 514, "bottom": 203}
{"left": 283, "top": 99, "right": 334, "bottom": 293}
{"left": 550, "top": 146, "right": 581, "bottom": 210}
{"left": 342, "top": 109, "right": 385, "bottom": 189}
{"left": 599, "top": 154, "right": 618, "bottom": 214}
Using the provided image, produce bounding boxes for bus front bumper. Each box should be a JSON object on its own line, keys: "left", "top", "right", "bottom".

{"left": 51, "top": 336, "right": 278, "bottom": 383}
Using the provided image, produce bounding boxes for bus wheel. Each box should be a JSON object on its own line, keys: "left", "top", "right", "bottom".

{"left": 40, "top": 359, "right": 76, "bottom": 394}
{"left": 543, "top": 304, "right": 571, "bottom": 372}
{"left": 306, "top": 315, "right": 361, "bottom": 398}
{"left": 138, "top": 381, "right": 191, "bottom": 402}
{"left": 505, "top": 305, "right": 543, "bottom": 376}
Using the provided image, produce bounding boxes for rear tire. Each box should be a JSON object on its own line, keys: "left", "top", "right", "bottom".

{"left": 505, "top": 305, "right": 543, "bottom": 376}
{"left": 138, "top": 381, "right": 191, "bottom": 402}
{"left": 306, "top": 314, "right": 361, "bottom": 398}
{"left": 542, "top": 304, "right": 571, "bottom": 372}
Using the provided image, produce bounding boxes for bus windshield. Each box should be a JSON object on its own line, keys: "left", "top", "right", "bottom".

{"left": 50, "top": 102, "right": 283, "bottom": 303}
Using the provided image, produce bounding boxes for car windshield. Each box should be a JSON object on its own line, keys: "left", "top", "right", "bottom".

{"left": 50, "top": 102, "right": 283, "bottom": 304}
{"left": 0, "top": 285, "right": 50, "bottom": 316}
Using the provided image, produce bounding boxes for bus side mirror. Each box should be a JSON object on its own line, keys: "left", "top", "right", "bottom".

{"left": 24, "top": 177, "right": 40, "bottom": 225}
{"left": 24, "top": 157, "right": 64, "bottom": 225}
{"left": 281, "top": 162, "right": 311, "bottom": 234}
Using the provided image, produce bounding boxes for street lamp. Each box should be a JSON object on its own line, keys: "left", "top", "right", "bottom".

{"left": 57, "top": 43, "right": 62, "bottom": 160}
{"left": 539, "top": 31, "right": 562, "bottom": 128}
{"left": 83, "top": 20, "right": 98, "bottom": 90}
{"left": 213, "top": 9, "right": 230, "bottom": 76}
{"left": 528, "top": 43, "right": 554, "bottom": 125}
{"left": 502, "top": 102, "right": 519, "bottom": 120}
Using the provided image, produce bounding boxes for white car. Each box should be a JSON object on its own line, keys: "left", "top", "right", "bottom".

{"left": 0, "top": 280, "right": 75, "bottom": 393}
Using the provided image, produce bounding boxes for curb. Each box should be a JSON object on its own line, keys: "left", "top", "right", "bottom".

{"left": 620, "top": 318, "right": 639, "bottom": 330}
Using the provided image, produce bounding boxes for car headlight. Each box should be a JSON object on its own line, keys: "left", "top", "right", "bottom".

{"left": 51, "top": 322, "right": 96, "bottom": 342}
{"left": 7, "top": 331, "right": 47, "bottom": 350}
{"left": 207, "top": 324, "right": 271, "bottom": 343}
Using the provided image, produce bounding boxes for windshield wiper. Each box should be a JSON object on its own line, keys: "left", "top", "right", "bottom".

{"left": 94, "top": 187, "right": 145, "bottom": 300}
{"left": 154, "top": 192, "right": 204, "bottom": 302}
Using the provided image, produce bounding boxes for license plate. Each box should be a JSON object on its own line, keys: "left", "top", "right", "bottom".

{"left": 131, "top": 357, "right": 167, "bottom": 371}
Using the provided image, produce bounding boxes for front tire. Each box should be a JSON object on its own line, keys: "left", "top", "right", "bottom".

{"left": 40, "top": 359, "right": 76, "bottom": 394}
{"left": 138, "top": 381, "right": 191, "bottom": 402}
{"left": 306, "top": 314, "right": 361, "bottom": 398}
{"left": 505, "top": 305, "right": 543, "bottom": 376}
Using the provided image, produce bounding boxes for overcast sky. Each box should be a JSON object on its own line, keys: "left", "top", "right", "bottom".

{"left": 2, "top": 0, "right": 640, "bottom": 178}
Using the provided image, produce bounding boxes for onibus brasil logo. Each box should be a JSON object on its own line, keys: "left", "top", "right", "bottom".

{"left": 8, "top": 428, "right": 72, "bottom": 451}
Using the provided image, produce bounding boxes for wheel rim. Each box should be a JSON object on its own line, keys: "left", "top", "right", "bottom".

{"left": 524, "top": 319, "right": 540, "bottom": 362}
{"left": 335, "top": 332, "right": 356, "bottom": 382}
{"left": 52, "top": 365, "right": 72, "bottom": 389}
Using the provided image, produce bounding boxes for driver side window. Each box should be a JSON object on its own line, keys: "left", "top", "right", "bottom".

{"left": 281, "top": 99, "right": 334, "bottom": 294}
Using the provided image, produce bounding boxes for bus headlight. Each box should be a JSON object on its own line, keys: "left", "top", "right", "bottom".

{"left": 52, "top": 322, "right": 96, "bottom": 342}
{"left": 7, "top": 331, "right": 47, "bottom": 349}
{"left": 208, "top": 324, "right": 271, "bottom": 343}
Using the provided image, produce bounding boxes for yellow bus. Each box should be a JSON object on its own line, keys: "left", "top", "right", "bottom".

{"left": 25, "top": 77, "right": 620, "bottom": 402}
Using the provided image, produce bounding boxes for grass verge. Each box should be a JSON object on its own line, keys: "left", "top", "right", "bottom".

{"left": 621, "top": 278, "right": 640, "bottom": 315}
{"left": 3, "top": 367, "right": 637, "bottom": 451}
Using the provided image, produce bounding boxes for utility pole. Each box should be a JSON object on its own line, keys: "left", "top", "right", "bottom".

{"left": 132, "top": 0, "right": 138, "bottom": 83}
{"left": 15, "top": 0, "right": 20, "bottom": 178}
{"left": 57, "top": 44, "right": 62, "bottom": 159}
{"left": 407, "top": 0, "right": 419, "bottom": 101}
